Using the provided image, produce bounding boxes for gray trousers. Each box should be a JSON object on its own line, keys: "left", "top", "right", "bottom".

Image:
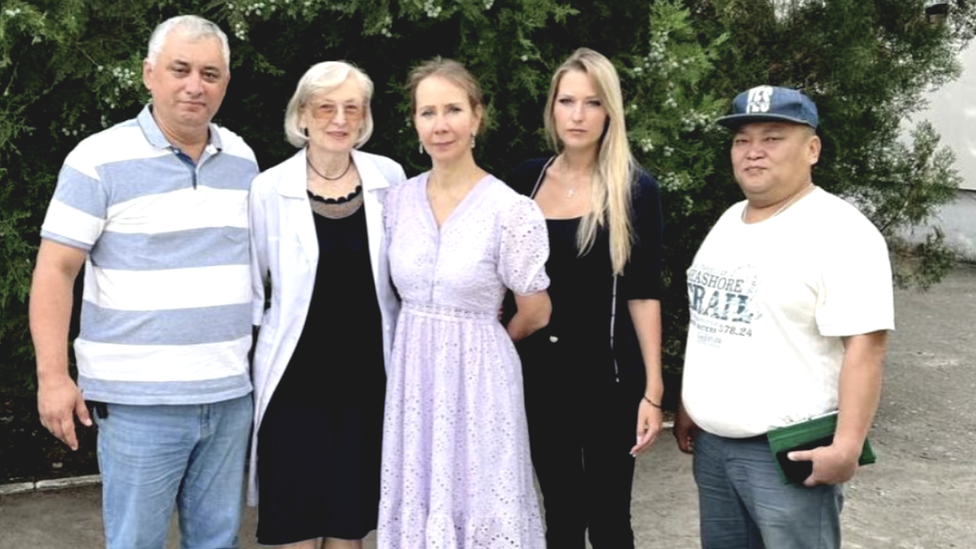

{"left": 693, "top": 430, "right": 844, "bottom": 549}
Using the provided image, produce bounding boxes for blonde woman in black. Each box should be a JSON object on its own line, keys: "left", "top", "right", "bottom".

{"left": 509, "top": 48, "right": 665, "bottom": 548}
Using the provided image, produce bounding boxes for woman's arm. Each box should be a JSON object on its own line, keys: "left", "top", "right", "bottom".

{"left": 621, "top": 171, "right": 666, "bottom": 456}
{"left": 506, "top": 290, "right": 551, "bottom": 342}
{"left": 629, "top": 298, "right": 664, "bottom": 456}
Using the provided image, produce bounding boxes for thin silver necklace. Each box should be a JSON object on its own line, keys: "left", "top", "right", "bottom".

{"left": 558, "top": 156, "right": 592, "bottom": 199}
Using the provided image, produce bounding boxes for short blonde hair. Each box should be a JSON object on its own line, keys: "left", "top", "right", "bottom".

{"left": 544, "top": 48, "right": 636, "bottom": 275}
{"left": 283, "top": 61, "right": 374, "bottom": 148}
{"left": 407, "top": 57, "right": 487, "bottom": 135}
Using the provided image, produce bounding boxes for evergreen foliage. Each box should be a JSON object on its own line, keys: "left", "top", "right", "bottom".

{"left": 0, "top": 0, "right": 970, "bottom": 391}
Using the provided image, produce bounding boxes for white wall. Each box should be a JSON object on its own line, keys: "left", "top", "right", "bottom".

{"left": 910, "top": 42, "right": 976, "bottom": 191}
{"left": 903, "top": 41, "right": 976, "bottom": 261}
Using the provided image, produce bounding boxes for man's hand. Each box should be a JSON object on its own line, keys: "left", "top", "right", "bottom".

{"left": 37, "top": 374, "right": 91, "bottom": 451}
{"left": 30, "top": 239, "right": 89, "bottom": 450}
{"left": 787, "top": 331, "right": 887, "bottom": 486}
{"left": 789, "top": 330, "right": 886, "bottom": 487}
{"left": 674, "top": 403, "right": 698, "bottom": 454}
{"left": 788, "top": 442, "right": 861, "bottom": 487}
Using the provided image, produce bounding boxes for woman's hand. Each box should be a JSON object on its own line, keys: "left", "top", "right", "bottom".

{"left": 630, "top": 397, "right": 663, "bottom": 456}
{"left": 506, "top": 290, "right": 551, "bottom": 342}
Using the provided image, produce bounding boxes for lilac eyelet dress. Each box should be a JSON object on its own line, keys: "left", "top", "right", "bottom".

{"left": 377, "top": 173, "right": 549, "bottom": 549}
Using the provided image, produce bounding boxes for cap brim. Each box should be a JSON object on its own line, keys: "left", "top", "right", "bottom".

{"left": 716, "top": 113, "right": 817, "bottom": 129}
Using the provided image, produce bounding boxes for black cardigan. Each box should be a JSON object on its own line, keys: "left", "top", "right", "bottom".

{"left": 508, "top": 157, "right": 664, "bottom": 383}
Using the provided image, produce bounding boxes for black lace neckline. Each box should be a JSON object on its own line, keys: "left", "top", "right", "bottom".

{"left": 307, "top": 184, "right": 363, "bottom": 204}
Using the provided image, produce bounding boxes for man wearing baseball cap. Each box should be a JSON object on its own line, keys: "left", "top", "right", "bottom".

{"left": 674, "top": 86, "right": 894, "bottom": 548}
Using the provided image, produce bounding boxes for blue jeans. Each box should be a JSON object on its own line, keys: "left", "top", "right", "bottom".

{"left": 693, "top": 430, "right": 844, "bottom": 549}
{"left": 93, "top": 395, "right": 253, "bottom": 549}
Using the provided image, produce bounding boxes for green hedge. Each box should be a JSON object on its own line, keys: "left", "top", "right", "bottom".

{"left": 0, "top": 0, "right": 969, "bottom": 394}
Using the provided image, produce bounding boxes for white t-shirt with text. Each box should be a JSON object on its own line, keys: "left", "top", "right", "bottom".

{"left": 682, "top": 187, "right": 894, "bottom": 438}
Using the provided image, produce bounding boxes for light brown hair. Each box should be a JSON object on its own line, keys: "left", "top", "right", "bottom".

{"left": 407, "top": 57, "right": 487, "bottom": 135}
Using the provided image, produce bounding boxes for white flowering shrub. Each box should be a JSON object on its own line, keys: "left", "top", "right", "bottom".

{"left": 0, "top": 0, "right": 971, "bottom": 389}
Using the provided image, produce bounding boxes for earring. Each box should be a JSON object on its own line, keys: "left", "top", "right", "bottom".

{"left": 419, "top": 141, "right": 425, "bottom": 154}
{"left": 470, "top": 134, "right": 476, "bottom": 149}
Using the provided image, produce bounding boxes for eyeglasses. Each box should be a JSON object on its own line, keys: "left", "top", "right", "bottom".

{"left": 309, "top": 102, "right": 365, "bottom": 122}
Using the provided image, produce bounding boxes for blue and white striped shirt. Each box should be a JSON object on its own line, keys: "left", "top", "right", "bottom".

{"left": 40, "top": 105, "right": 259, "bottom": 405}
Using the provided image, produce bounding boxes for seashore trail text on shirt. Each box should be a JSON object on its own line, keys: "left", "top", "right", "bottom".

{"left": 687, "top": 263, "right": 760, "bottom": 348}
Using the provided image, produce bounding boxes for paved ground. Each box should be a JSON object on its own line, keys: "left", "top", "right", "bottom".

{"left": 2, "top": 265, "right": 975, "bottom": 549}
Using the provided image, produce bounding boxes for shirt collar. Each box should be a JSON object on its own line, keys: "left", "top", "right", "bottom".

{"left": 137, "top": 104, "right": 223, "bottom": 153}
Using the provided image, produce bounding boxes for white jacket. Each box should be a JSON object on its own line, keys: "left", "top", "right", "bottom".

{"left": 246, "top": 148, "right": 405, "bottom": 504}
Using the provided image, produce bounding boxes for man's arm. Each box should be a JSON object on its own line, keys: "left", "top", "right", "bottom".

{"left": 674, "top": 401, "right": 699, "bottom": 455}
{"left": 789, "top": 330, "right": 887, "bottom": 486}
{"left": 30, "top": 238, "right": 91, "bottom": 451}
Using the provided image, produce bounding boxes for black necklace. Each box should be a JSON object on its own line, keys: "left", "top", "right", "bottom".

{"left": 306, "top": 154, "right": 352, "bottom": 181}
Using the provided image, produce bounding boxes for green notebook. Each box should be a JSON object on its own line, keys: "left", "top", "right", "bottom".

{"left": 766, "top": 411, "right": 876, "bottom": 485}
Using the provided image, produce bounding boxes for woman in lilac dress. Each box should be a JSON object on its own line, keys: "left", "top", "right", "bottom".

{"left": 377, "top": 58, "right": 551, "bottom": 549}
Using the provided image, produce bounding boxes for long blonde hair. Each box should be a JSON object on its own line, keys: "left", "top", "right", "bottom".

{"left": 544, "top": 48, "right": 635, "bottom": 275}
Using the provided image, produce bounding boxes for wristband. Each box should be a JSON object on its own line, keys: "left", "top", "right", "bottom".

{"left": 643, "top": 395, "right": 662, "bottom": 409}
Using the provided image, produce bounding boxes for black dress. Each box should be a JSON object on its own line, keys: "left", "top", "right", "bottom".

{"left": 509, "top": 157, "right": 663, "bottom": 549}
{"left": 256, "top": 194, "right": 386, "bottom": 544}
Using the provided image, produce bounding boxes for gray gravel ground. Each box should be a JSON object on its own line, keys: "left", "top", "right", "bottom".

{"left": 2, "top": 265, "right": 974, "bottom": 549}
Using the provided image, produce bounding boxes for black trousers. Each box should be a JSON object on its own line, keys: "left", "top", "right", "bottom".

{"left": 520, "top": 335, "right": 643, "bottom": 549}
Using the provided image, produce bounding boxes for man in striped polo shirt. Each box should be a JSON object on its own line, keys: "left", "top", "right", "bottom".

{"left": 29, "top": 15, "right": 258, "bottom": 549}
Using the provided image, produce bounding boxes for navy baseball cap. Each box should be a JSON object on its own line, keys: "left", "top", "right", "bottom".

{"left": 716, "top": 86, "right": 819, "bottom": 130}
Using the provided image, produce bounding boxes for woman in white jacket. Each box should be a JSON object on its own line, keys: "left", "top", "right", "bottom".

{"left": 248, "top": 61, "right": 405, "bottom": 549}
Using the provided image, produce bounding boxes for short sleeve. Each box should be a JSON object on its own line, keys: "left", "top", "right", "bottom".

{"left": 815, "top": 210, "right": 895, "bottom": 336}
{"left": 620, "top": 169, "right": 663, "bottom": 300}
{"left": 39, "top": 150, "right": 109, "bottom": 251}
{"left": 497, "top": 196, "right": 550, "bottom": 295}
